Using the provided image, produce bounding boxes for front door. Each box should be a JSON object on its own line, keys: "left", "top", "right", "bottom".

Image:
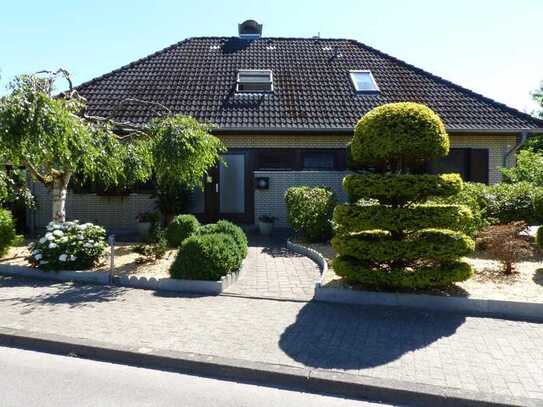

{"left": 205, "top": 152, "right": 252, "bottom": 223}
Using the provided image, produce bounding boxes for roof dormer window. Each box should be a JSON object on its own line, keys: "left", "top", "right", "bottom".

{"left": 237, "top": 70, "right": 273, "bottom": 93}
{"left": 350, "top": 70, "right": 379, "bottom": 93}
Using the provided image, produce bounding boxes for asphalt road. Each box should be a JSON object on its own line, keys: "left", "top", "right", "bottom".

{"left": 0, "top": 346, "right": 391, "bottom": 407}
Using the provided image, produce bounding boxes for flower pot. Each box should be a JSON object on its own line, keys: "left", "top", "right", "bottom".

{"left": 258, "top": 221, "right": 274, "bottom": 236}
{"left": 136, "top": 222, "right": 151, "bottom": 238}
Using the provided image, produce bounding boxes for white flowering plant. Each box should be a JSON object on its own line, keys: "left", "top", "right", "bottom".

{"left": 28, "top": 221, "right": 107, "bottom": 271}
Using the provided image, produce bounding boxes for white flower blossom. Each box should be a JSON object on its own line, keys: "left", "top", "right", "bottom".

{"left": 39, "top": 237, "right": 47, "bottom": 244}
{"left": 70, "top": 255, "right": 77, "bottom": 261}
{"left": 34, "top": 254, "right": 43, "bottom": 261}
{"left": 39, "top": 260, "right": 48, "bottom": 265}
{"left": 58, "top": 254, "right": 67, "bottom": 262}
{"left": 48, "top": 242, "right": 58, "bottom": 249}
{"left": 52, "top": 230, "right": 64, "bottom": 237}
{"left": 83, "top": 242, "right": 92, "bottom": 248}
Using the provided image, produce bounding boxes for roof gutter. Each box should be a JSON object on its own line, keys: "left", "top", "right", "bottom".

{"left": 503, "top": 131, "right": 530, "bottom": 166}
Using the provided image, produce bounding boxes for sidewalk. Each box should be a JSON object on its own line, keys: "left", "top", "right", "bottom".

{"left": 1, "top": 275, "right": 542, "bottom": 404}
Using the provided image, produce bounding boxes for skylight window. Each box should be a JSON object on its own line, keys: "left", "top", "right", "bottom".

{"left": 350, "top": 70, "right": 379, "bottom": 93}
{"left": 237, "top": 70, "right": 273, "bottom": 93}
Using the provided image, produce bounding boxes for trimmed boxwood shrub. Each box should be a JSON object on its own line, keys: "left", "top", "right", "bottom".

{"left": 334, "top": 203, "right": 473, "bottom": 234}
{"left": 351, "top": 102, "right": 449, "bottom": 167}
{"left": 285, "top": 186, "right": 336, "bottom": 242}
{"left": 166, "top": 214, "right": 200, "bottom": 247}
{"left": 343, "top": 173, "right": 463, "bottom": 205}
{"left": 332, "top": 256, "right": 473, "bottom": 290}
{"left": 195, "top": 220, "right": 248, "bottom": 258}
{"left": 0, "top": 209, "right": 16, "bottom": 257}
{"left": 332, "top": 228, "right": 474, "bottom": 263}
{"left": 169, "top": 233, "right": 241, "bottom": 281}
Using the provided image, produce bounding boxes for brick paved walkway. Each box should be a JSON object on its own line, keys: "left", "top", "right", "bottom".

{"left": 224, "top": 233, "right": 321, "bottom": 300}
{"left": 1, "top": 276, "right": 542, "bottom": 401}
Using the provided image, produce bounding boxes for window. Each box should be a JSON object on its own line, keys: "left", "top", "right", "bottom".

{"left": 349, "top": 70, "right": 379, "bottom": 93}
{"left": 427, "top": 148, "right": 489, "bottom": 184}
{"left": 303, "top": 151, "right": 336, "bottom": 170}
{"left": 237, "top": 70, "right": 273, "bottom": 93}
{"left": 255, "top": 150, "right": 295, "bottom": 170}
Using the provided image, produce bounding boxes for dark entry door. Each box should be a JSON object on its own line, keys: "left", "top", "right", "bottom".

{"left": 205, "top": 152, "right": 252, "bottom": 223}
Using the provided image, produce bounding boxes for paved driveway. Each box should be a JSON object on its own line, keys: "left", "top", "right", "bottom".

{"left": 224, "top": 233, "right": 321, "bottom": 300}
{"left": 1, "top": 276, "right": 542, "bottom": 402}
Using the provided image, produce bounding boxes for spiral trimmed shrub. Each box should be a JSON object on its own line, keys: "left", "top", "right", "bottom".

{"left": 195, "top": 220, "right": 248, "bottom": 258}
{"left": 169, "top": 233, "right": 241, "bottom": 281}
{"left": 166, "top": 214, "right": 200, "bottom": 247}
{"left": 285, "top": 186, "right": 336, "bottom": 242}
{"left": 333, "top": 103, "right": 473, "bottom": 289}
{"left": 0, "top": 209, "right": 16, "bottom": 257}
{"left": 351, "top": 102, "right": 449, "bottom": 167}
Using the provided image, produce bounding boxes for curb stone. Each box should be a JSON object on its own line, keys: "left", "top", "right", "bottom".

{"left": 0, "top": 326, "right": 538, "bottom": 407}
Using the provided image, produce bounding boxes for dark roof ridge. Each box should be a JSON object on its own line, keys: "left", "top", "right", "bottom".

{"left": 347, "top": 39, "right": 543, "bottom": 128}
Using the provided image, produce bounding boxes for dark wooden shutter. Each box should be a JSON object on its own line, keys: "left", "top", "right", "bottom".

{"left": 468, "top": 149, "right": 489, "bottom": 184}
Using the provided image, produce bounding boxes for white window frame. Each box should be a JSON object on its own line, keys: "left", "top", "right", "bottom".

{"left": 236, "top": 69, "right": 274, "bottom": 93}
{"left": 349, "top": 70, "right": 380, "bottom": 93}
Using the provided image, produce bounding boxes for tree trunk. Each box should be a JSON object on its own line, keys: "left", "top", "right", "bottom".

{"left": 51, "top": 172, "right": 71, "bottom": 223}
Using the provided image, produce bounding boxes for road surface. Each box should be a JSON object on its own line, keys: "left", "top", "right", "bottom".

{"left": 0, "top": 346, "right": 391, "bottom": 407}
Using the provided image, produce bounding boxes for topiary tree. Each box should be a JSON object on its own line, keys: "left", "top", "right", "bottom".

{"left": 332, "top": 102, "right": 475, "bottom": 289}
{"left": 166, "top": 214, "right": 200, "bottom": 247}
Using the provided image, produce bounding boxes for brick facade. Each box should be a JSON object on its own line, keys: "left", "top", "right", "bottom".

{"left": 28, "top": 132, "right": 519, "bottom": 232}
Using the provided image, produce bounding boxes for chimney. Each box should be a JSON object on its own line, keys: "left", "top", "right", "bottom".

{"left": 238, "top": 19, "right": 262, "bottom": 39}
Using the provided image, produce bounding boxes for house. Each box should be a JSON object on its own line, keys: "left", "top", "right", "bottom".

{"left": 28, "top": 20, "right": 543, "bottom": 232}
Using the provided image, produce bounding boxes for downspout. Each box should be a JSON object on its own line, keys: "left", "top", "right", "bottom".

{"left": 503, "top": 130, "right": 529, "bottom": 167}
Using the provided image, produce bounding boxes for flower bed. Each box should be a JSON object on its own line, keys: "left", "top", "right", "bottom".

{"left": 293, "top": 238, "right": 543, "bottom": 304}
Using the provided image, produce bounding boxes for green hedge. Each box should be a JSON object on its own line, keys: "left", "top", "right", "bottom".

{"left": 351, "top": 102, "right": 449, "bottom": 167}
{"left": 343, "top": 173, "right": 463, "bottom": 204}
{"left": 195, "top": 220, "right": 248, "bottom": 258}
{"left": 332, "top": 228, "right": 474, "bottom": 263}
{"left": 169, "top": 233, "right": 241, "bottom": 281}
{"left": 486, "top": 182, "right": 543, "bottom": 225}
{"left": 332, "top": 256, "right": 473, "bottom": 289}
{"left": 166, "top": 214, "right": 200, "bottom": 247}
{"left": 333, "top": 203, "right": 473, "bottom": 234}
{"left": 285, "top": 186, "right": 336, "bottom": 242}
{"left": 0, "top": 209, "right": 16, "bottom": 257}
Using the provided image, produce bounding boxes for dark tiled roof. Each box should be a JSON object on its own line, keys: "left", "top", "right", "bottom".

{"left": 76, "top": 37, "right": 543, "bottom": 132}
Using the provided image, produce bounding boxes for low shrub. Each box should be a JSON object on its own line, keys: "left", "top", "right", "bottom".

{"left": 0, "top": 209, "right": 16, "bottom": 257}
{"left": 332, "top": 229, "right": 474, "bottom": 263}
{"left": 195, "top": 220, "right": 248, "bottom": 258}
{"left": 28, "top": 221, "right": 107, "bottom": 270}
{"left": 333, "top": 203, "right": 473, "bottom": 234}
{"left": 344, "top": 173, "right": 463, "bottom": 205}
{"left": 134, "top": 229, "right": 168, "bottom": 263}
{"left": 285, "top": 186, "right": 336, "bottom": 242}
{"left": 169, "top": 233, "right": 241, "bottom": 281}
{"left": 332, "top": 256, "right": 472, "bottom": 289}
{"left": 166, "top": 214, "right": 200, "bottom": 247}
{"left": 486, "top": 182, "right": 543, "bottom": 225}
{"left": 478, "top": 222, "right": 533, "bottom": 274}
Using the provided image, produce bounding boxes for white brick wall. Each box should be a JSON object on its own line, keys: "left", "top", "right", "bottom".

{"left": 254, "top": 171, "right": 348, "bottom": 228}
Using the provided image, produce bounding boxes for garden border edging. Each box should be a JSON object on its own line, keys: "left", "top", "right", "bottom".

{"left": 286, "top": 239, "right": 543, "bottom": 322}
{"left": 0, "top": 264, "right": 240, "bottom": 295}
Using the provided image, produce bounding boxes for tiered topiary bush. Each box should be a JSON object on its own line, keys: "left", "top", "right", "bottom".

{"left": 332, "top": 103, "right": 475, "bottom": 289}
{"left": 0, "top": 209, "right": 17, "bottom": 257}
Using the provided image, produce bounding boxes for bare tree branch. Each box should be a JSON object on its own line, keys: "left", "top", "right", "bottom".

{"left": 107, "top": 97, "right": 171, "bottom": 120}
{"left": 34, "top": 68, "right": 73, "bottom": 97}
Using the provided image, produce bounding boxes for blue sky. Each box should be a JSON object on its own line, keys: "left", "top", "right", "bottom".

{"left": 1, "top": 0, "right": 541, "bottom": 113}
